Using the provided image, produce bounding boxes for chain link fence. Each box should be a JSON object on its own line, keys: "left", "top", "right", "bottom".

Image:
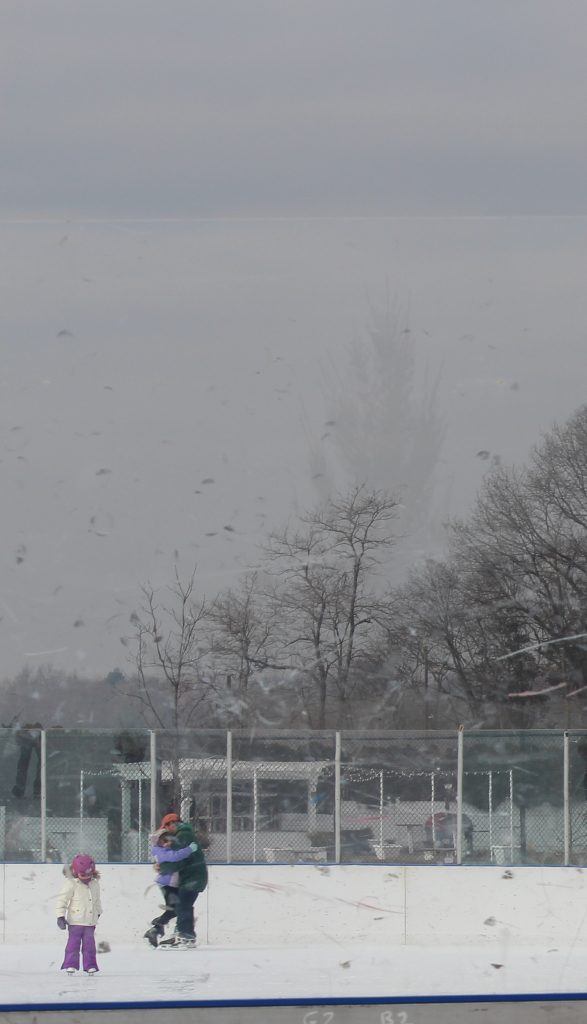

{"left": 463, "top": 731, "right": 566, "bottom": 865}
{"left": 0, "top": 726, "right": 42, "bottom": 861}
{"left": 1, "top": 728, "right": 585, "bottom": 866}
{"left": 338, "top": 732, "right": 460, "bottom": 864}
{"left": 566, "top": 732, "right": 587, "bottom": 865}
{"left": 229, "top": 732, "right": 336, "bottom": 864}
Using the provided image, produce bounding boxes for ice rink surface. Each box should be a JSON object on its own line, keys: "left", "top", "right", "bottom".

{"left": 4, "top": 865, "right": 587, "bottom": 1019}
{"left": 2, "top": 943, "right": 587, "bottom": 1022}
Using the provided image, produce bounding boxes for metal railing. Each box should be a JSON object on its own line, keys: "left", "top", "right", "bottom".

{"left": 1, "top": 727, "right": 585, "bottom": 866}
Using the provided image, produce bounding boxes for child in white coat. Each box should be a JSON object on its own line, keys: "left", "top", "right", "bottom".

{"left": 56, "top": 853, "right": 102, "bottom": 974}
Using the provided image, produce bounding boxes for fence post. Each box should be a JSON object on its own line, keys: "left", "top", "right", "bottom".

{"left": 488, "top": 772, "right": 493, "bottom": 855}
{"left": 509, "top": 770, "right": 514, "bottom": 862}
{"left": 40, "top": 729, "right": 47, "bottom": 863}
{"left": 430, "top": 773, "right": 436, "bottom": 848}
{"left": 252, "top": 766, "right": 258, "bottom": 864}
{"left": 379, "top": 771, "right": 384, "bottom": 855}
{"left": 334, "top": 732, "right": 341, "bottom": 864}
{"left": 149, "top": 731, "right": 157, "bottom": 835}
{"left": 79, "top": 768, "right": 85, "bottom": 850}
{"left": 456, "top": 725, "right": 464, "bottom": 864}
{"left": 226, "top": 730, "right": 233, "bottom": 864}
{"left": 564, "top": 731, "right": 570, "bottom": 866}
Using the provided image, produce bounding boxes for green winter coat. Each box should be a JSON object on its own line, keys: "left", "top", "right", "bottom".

{"left": 158, "top": 821, "right": 208, "bottom": 893}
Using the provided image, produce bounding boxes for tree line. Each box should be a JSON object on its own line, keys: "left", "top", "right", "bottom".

{"left": 3, "top": 405, "right": 587, "bottom": 733}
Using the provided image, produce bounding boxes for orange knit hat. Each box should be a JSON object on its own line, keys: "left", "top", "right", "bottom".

{"left": 160, "top": 812, "right": 181, "bottom": 829}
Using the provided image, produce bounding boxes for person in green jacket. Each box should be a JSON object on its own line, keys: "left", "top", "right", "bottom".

{"left": 157, "top": 813, "right": 208, "bottom": 948}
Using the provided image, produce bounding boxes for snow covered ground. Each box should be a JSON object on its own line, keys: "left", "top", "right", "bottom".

{"left": 1, "top": 941, "right": 587, "bottom": 1006}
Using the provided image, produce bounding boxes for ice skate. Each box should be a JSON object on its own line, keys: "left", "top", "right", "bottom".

{"left": 144, "top": 924, "right": 163, "bottom": 947}
{"left": 176, "top": 936, "right": 197, "bottom": 949}
{"left": 65, "top": 967, "right": 76, "bottom": 974}
{"left": 86, "top": 968, "right": 97, "bottom": 975}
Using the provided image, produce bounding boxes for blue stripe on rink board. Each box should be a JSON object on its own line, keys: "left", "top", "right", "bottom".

{"left": 2, "top": 991, "right": 587, "bottom": 1010}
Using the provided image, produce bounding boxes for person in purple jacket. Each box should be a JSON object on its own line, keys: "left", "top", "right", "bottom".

{"left": 144, "top": 827, "right": 198, "bottom": 947}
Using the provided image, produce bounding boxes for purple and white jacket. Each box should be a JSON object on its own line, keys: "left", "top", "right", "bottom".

{"left": 150, "top": 833, "right": 196, "bottom": 887}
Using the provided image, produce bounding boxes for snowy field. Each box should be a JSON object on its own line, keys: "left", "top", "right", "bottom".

{"left": 2, "top": 942, "right": 587, "bottom": 1022}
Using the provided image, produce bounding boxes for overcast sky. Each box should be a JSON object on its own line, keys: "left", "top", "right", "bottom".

{"left": 1, "top": 2, "right": 587, "bottom": 684}
{"left": 3, "top": 0, "right": 587, "bottom": 219}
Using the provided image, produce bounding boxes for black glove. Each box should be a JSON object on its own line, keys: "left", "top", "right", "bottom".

{"left": 57, "top": 917, "right": 67, "bottom": 930}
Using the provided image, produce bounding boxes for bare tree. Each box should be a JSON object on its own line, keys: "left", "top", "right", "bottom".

{"left": 128, "top": 568, "right": 210, "bottom": 729}
{"left": 388, "top": 406, "right": 587, "bottom": 726}
{"left": 263, "top": 485, "right": 398, "bottom": 727}
{"left": 452, "top": 452, "right": 587, "bottom": 693}
{"left": 529, "top": 405, "right": 587, "bottom": 534}
{"left": 206, "top": 571, "right": 283, "bottom": 725}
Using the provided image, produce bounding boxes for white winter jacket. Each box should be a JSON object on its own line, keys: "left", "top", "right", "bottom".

{"left": 56, "top": 869, "right": 102, "bottom": 926}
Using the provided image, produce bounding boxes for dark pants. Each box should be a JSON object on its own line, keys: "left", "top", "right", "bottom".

{"left": 176, "top": 888, "right": 198, "bottom": 939}
{"left": 61, "top": 925, "right": 98, "bottom": 972}
{"left": 153, "top": 885, "right": 178, "bottom": 929}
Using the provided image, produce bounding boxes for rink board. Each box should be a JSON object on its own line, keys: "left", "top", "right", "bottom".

{"left": 3, "top": 865, "right": 587, "bottom": 1023}
{"left": 3, "top": 997, "right": 587, "bottom": 1024}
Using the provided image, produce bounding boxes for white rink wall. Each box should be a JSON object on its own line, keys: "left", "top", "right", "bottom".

{"left": 1, "top": 864, "right": 587, "bottom": 948}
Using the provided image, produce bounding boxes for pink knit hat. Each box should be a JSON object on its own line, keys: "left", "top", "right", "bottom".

{"left": 71, "top": 853, "right": 95, "bottom": 877}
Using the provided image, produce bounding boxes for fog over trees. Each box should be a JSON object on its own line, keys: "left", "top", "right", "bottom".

{"left": 309, "top": 309, "right": 446, "bottom": 563}
{"left": 3, "top": 405, "right": 587, "bottom": 733}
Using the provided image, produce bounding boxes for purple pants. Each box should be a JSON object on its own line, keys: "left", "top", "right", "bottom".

{"left": 61, "top": 924, "right": 98, "bottom": 972}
